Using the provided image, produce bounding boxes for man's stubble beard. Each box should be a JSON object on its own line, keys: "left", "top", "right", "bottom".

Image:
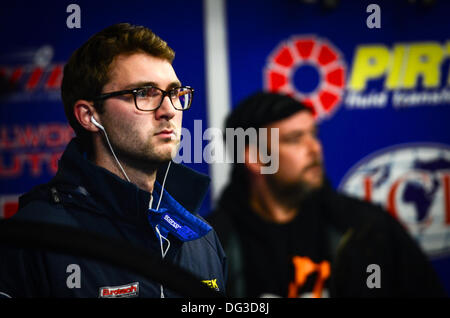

{"left": 103, "top": 118, "right": 180, "bottom": 171}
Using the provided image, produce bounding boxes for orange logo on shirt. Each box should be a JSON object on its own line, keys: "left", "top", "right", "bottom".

{"left": 288, "top": 256, "right": 330, "bottom": 298}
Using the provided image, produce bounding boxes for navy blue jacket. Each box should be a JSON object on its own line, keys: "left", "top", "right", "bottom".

{"left": 0, "top": 138, "right": 227, "bottom": 298}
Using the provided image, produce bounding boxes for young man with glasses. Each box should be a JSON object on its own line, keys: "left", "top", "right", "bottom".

{"left": 0, "top": 23, "right": 226, "bottom": 298}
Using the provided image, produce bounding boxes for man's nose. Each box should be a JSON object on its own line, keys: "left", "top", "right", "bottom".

{"left": 306, "top": 134, "right": 323, "bottom": 157}
{"left": 155, "top": 95, "right": 176, "bottom": 120}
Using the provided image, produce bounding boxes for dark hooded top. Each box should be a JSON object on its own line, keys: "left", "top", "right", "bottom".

{"left": 208, "top": 176, "right": 446, "bottom": 298}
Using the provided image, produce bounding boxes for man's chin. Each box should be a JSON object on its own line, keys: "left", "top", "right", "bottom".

{"left": 150, "top": 142, "right": 179, "bottom": 161}
{"left": 150, "top": 151, "right": 177, "bottom": 163}
{"left": 303, "top": 167, "right": 324, "bottom": 188}
{"left": 305, "top": 175, "right": 324, "bottom": 191}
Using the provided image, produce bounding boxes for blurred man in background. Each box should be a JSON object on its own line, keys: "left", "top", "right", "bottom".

{"left": 208, "top": 92, "right": 445, "bottom": 297}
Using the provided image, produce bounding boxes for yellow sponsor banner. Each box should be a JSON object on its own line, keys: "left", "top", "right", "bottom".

{"left": 348, "top": 41, "right": 450, "bottom": 91}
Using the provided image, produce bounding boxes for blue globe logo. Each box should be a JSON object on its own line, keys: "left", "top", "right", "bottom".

{"left": 339, "top": 144, "right": 450, "bottom": 256}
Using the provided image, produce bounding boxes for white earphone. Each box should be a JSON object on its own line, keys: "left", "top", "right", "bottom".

{"left": 89, "top": 115, "right": 171, "bottom": 203}
{"left": 90, "top": 115, "right": 130, "bottom": 182}
{"left": 90, "top": 116, "right": 104, "bottom": 130}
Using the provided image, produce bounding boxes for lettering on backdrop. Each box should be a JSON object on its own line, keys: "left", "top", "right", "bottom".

{"left": 66, "top": 4, "right": 81, "bottom": 29}
{"left": 366, "top": 4, "right": 381, "bottom": 29}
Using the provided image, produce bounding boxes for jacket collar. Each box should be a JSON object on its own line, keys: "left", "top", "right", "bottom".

{"left": 44, "top": 138, "right": 210, "bottom": 222}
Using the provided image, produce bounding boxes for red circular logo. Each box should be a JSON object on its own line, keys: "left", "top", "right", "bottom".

{"left": 264, "top": 36, "right": 346, "bottom": 119}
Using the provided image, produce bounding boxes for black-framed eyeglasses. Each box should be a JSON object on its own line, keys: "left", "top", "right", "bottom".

{"left": 93, "top": 86, "right": 194, "bottom": 111}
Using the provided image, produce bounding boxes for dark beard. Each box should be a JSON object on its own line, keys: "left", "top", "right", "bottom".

{"left": 265, "top": 167, "right": 323, "bottom": 209}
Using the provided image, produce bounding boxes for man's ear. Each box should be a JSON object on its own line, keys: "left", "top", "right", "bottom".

{"left": 73, "top": 100, "right": 101, "bottom": 132}
{"left": 243, "top": 144, "right": 262, "bottom": 175}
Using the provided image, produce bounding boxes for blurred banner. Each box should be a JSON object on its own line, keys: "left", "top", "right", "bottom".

{"left": 1, "top": 0, "right": 449, "bottom": 294}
